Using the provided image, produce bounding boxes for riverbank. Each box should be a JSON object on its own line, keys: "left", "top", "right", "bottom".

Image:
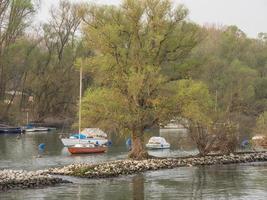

{"left": 1, "top": 152, "right": 267, "bottom": 191}
{"left": 0, "top": 170, "right": 70, "bottom": 191}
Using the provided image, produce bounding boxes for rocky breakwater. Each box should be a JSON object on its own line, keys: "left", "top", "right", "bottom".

{"left": 0, "top": 169, "right": 70, "bottom": 191}
{"left": 49, "top": 152, "right": 267, "bottom": 178}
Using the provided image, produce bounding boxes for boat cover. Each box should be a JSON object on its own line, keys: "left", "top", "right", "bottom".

{"left": 70, "top": 134, "right": 87, "bottom": 139}
{"left": 252, "top": 135, "right": 265, "bottom": 140}
{"left": 147, "top": 137, "right": 168, "bottom": 144}
{"left": 81, "top": 128, "right": 107, "bottom": 138}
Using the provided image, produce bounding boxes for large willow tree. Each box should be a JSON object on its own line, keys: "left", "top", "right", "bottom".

{"left": 81, "top": 0, "right": 200, "bottom": 159}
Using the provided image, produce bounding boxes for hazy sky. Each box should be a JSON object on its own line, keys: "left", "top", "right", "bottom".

{"left": 38, "top": 0, "right": 267, "bottom": 38}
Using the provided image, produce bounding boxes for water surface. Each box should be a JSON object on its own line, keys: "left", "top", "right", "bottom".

{"left": 1, "top": 164, "right": 267, "bottom": 200}
{"left": 0, "top": 130, "right": 196, "bottom": 170}
{"left": 0, "top": 131, "right": 266, "bottom": 199}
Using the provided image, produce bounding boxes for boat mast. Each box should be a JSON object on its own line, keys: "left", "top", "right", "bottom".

{"left": 26, "top": 111, "right": 29, "bottom": 125}
{"left": 78, "top": 63, "right": 83, "bottom": 143}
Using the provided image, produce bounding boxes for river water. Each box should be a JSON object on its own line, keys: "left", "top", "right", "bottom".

{"left": 0, "top": 130, "right": 267, "bottom": 199}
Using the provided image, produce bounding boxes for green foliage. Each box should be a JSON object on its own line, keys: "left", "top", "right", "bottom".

{"left": 163, "top": 79, "right": 217, "bottom": 156}
{"left": 174, "top": 79, "right": 214, "bottom": 125}
{"left": 189, "top": 25, "right": 267, "bottom": 137}
{"left": 1, "top": 0, "right": 267, "bottom": 152}
{"left": 255, "top": 78, "right": 267, "bottom": 99}
{"left": 81, "top": 88, "right": 130, "bottom": 130}
{"left": 81, "top": 0, "right": 199, "bottom": 135}
{"left": 79, "top": 0, "right": 202, "bottom": 159}
{"left": 254, "top": 111, "right": 267, "bottom": 136}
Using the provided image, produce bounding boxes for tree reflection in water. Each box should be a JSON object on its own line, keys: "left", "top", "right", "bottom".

{"left": 132, "top": 175, "right": 145, "bottom": 200}
{"left": 190, "top": 166, "right": 207, "bottom": 200}
{"left": 190, "top": 165, "right": 245, "bottom": 200}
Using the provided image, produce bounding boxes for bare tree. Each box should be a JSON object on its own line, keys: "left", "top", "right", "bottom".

{"left": 31, "top": 0, "right": 84, "bottom": 121}
{"left": 0, "top": 0, "right": 35, "bottom": 120}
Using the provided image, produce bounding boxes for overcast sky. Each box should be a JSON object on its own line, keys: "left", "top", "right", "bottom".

{"left": 38, "top": 0, "right": 267, "bottom": 38}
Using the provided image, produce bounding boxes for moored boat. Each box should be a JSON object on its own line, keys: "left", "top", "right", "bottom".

{"left": 61, "top": 137, "right": 108, "bottom": 146}
{"left": 0, "top": 125, "right": 23, "bottom": 134}
{"left": 25, "top": 127, "right": 50, "bottom": 132}
{"left": 66, "top": 64, "right": 108, "bottom": 155}
{"left": 160, "top": 119, "right": 188, "bottom": 133}
{"left": 146, "top": 136, "right": 170, "bottom": 149}
{"left": 61, "top": 128, "right": 109, "bottom": 147}
{"left": 252, "top": 135, "right": 267, "bottom": 149}
{"left": 67, "top": 143, "right": 107, "bottom": 154}
{"left": 23, "top": 124, "right": 52, "bottom": 132}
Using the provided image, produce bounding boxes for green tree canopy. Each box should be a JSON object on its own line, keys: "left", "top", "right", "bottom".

{"left": 254, "top": 111, "right": 267, "bottom": 136}
{"left": 81, "top": 0, "right": 200, "bottom": 159}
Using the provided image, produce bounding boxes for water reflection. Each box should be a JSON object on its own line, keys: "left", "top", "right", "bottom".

{"left": 190, "top": 167, "right": 207, "bottom": 200}
{"left": 144, "top": 164, "right": 267, "bottom": 200}
{"left": 133, "top": 175, "right": 144, "bottom": 200}
{"left": 160, "top": 131, "right": 195, "bottom": 150}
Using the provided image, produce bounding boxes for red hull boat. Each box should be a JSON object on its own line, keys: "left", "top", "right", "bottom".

{"left": 68, "top": 145, "right": 107, "bottom": 154}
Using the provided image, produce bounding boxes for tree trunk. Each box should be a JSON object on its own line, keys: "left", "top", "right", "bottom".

{"left": 128, "top": 130, "right": 149, "bottom": 160}
{"left": 0, "top": 62, "right": 5, "bottom": 101}
{"left": 196, "top": 143, "right": 209, "bottom": 157}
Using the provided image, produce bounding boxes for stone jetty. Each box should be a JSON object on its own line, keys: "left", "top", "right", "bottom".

{"left": 49, "top": 152, "right": 267, "bottom": 178}
{"left": 0, "top": 169, "right": 70, "bottom": 191}
{"left": 1, "top": 152, "right": 267, "bottom": 191}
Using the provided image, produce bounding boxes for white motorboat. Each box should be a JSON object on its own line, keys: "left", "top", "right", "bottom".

{"left": 25, "top": 127, "right": 50, "bottom": 132}
{"left": 61, "top": 128, "right": 109, "bottom": 147}
{"left": 146, "top": 136, "right": 170, "bottom": 149}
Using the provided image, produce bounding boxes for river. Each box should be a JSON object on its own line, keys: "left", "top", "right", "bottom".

{"left": 0, "top": 130, "right": 267, "bottom": 199}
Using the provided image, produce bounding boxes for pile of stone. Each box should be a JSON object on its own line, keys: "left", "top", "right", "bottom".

{"left": 0, "top": 169, "right": 70, "bottom": 191}
{"left": 49, "top": 152, "right": 267, "bottom": 178}
{"left": 1, "top": 152, "right": 267, "bottom": 191}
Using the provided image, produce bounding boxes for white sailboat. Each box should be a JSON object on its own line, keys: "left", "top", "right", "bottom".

{"left": 61, "top": 128, "right": 108, "bottom": 146}
{"left": 63, "top": 64, "right": 107, "bottom": 154}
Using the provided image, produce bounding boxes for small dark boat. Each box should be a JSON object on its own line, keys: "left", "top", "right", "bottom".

{"left": 0, "top": 126, "right": 23, "bottom": 134}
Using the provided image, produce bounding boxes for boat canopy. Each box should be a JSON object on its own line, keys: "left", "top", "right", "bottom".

{"left": 81, "top": 128, "right": 107, "bottom": 138}
{"left": 70, "top": 134, "right": 87, "bottom": 139}
{"left": 26, "top": 124, "right": 34, "bottom": 128}
{"left": 147, "top": 137, "right": 168, "bottom": 144}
